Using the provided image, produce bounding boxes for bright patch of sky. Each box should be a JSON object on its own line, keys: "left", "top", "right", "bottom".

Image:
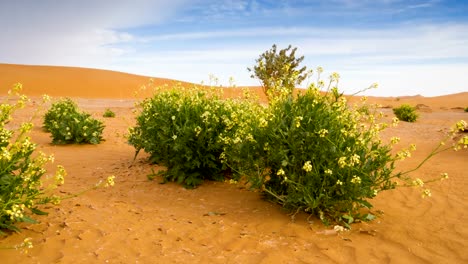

{"left": 1, "top": 0, "right": 467, "bottom": 96}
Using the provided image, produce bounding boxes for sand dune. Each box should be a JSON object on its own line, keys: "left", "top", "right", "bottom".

{"left": 2, "top": 63, "right": 466, "bottom": 109}
{"left": 0, "top": 64, "right": 467, "bottom": 263}
{"left": 0, "top": 63, "right": 186, "bottom": 99}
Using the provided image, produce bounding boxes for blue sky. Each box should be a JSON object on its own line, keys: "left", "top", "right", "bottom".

{"left": 1, "top": 0, "right": 467, "bottom": 96}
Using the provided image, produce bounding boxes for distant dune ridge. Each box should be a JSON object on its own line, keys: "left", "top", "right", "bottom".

{"left": 0, "top": 63, "right": 466, "bottom": 110}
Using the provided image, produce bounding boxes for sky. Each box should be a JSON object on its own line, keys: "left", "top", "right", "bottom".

{"left": 1, "top": 0, "right": 467, "bottom": 96}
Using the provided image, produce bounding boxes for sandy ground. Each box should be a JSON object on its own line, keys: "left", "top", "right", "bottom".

{"left": 0, "top": 64, "right": 467, "bottom": 263}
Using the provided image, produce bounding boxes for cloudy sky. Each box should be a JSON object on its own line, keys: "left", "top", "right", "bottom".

{"left": 1, "top": 0, "right": 467, "bottom": 96}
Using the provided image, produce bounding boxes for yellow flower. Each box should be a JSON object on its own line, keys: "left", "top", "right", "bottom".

{"left": 396, "top": 149, "right": 411, "bottom": 160}
{"left": 455, "top": 120, "right": 467, "bottom": 131}
{"left": 42, "top": 94, "right": 51, "bottom": 103}
{"left": 350, "top": 154, "right": 360, "bottom": 166}
{"left": 18, "top": 237, "right": 33, "bottom": 254}
{"left": 303, "top": 161, "right": 312, "bottom": 172}
{"left": 194, "top": 126, "right": 202, "bottom": 136}
{"left": 318, "top": 129, "right": 328, "bottom": 138}
{"left": 54, "top": 165, "right": 66, "bottom": 185}
{"left": 324, "top": 169, "right": 333, "bottom": 175}
{"left": 330, "top": 72, "right": 340, "bottom": 82}
{"left": 390, "top": 137, "right": 400, "bottom": 144}
{"left": 350, "top": 175, "right": 361, "bottom": 184}
{"left": 336, "top": 180, "right": 343, "bottom": 186}
{"left": 105, "top": 175, "right": 115, "bottom": 187}
{"left": 295, "top": 116, "right": 303, "bottom": 128}
{"left": 440, "top": 173, "right": 449, "bottom": 180}
{"left": 277, "top": 169, "right": 285, "bottom": 176}
{"left": 51, "top": 195, "right": 61, "bottom": 205}
{"left": 422, "top": 189, "right": 431, "bottom": 198}
{"left": 412, "top": 178, "right": 424, "bottom": 187}
{"left": 259, "top": 118, "right": 268, "bottom": 128}
{"left": 338, "top": 157, "right": 347, "bottom": 168}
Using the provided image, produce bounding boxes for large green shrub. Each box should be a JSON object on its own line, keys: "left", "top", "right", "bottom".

{"left": 393, "top": 104, "right": 418, "bottom": 122}
{"left": 128, "top": 89, "right": 257, "bottom": 188}
{"left": 43, "top": 98, "right": 104, "bottom": 144}
{"left": 224, "top": 84, "right": 404, "bottom": 225}
{"left": 1, "top": 84, "right": 66, "bottom": 234}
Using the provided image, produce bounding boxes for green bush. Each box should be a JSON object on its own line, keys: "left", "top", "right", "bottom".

{"left": 393, "top": 104, "right": 418, "bottom": 122}
{"left": 224, "top": 85, "right": 404, "bottom": 226}
{"left": 128, "top": 89, "right": 254, "bottom": 188}
{"left": 103, "top": 108, "right": 116, "bottom": 118}
{"left": 464, "top": 107, "right": 468, "bottom": 112}
{"left": 1, "top": 84, "right": 66, "bottom": 234}
{"left": 43, "top": 98, "right": 104, "bottom": 144}
{"left": 248, "top": 44, "right": 309, "bottom": 100}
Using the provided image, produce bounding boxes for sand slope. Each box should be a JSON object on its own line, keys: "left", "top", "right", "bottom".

{"left": 0, "top": 64, "right": 467, "bottom": 263}
{"left": 0, "top": 63, "right": 187, "bottom": 98}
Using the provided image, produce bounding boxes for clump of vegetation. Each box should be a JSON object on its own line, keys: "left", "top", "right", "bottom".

{"left": 128, "top": 88, "right": 259, "bottom": 188}
{"left": 464, "top": 107, "right": 468, "bottom": 112}
{"left": 0, "top": 84, "right": 66, "bottom": 234}
{"left": 103, "top": 108, "right": 116, "bottom": 118}
{"left": 248, "top": 44, "right": 309, "bottom": 100}
{"left": 43, "top": 98, "right": 104, "bottom": 144}
{"left": 393, "top": 104, "right": 419, "bottom": 122}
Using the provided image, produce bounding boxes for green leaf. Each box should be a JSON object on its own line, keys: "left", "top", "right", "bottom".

{"left": 363, "top": 213, "right": 376, "bottom": 222}
{"left": 30, "top": 207, "right": 49, "bottom": 215}
{"left": 21, "top": 216, "right": 38, "bottom": 224}
{"left": 342, "top": 214, "right": 354, "bottom": 224}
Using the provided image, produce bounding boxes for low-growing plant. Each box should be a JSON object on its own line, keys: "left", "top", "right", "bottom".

{"left": 393, "top": 104, "right": 418, "bottom": 122}
{"left": 464, "top": 107, "right": 468, "bottom": 112}
{"left": 43, "top": 98, "right": 104, "bottom": 144}
{"left": 103, "top": 108, "right": 116, "bottom": 118}
{"left": 0, "top": 84, "right": 66, "bottom": 234}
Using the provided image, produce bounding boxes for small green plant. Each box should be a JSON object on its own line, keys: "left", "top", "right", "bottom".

{"left": 43, "top": 98, "right": 104, "bottom": 144}
{"left": 248, "top": 44, "right": 309, "bottom": 100}
{"left": 103, "top": 108, "right": 116, "bottom": 118}
{"left": 0, "top": 84, "right": 66, "bottom": 234}
{"left": 464, "top": 107, "right": 468, "bottom": 112}
{"left": 393, "top": 104, "right": 418, "bottom": 122}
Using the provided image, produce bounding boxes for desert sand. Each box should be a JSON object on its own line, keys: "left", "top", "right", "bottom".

{"left": 0, "top": 64, "right": 467, "bottom": 263}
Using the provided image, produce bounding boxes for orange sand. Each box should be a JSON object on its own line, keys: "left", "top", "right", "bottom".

{"left": 0, "top": 64, "right": 467, "bottom": 263}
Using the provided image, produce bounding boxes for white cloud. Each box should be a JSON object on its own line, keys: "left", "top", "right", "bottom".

{"left": 0, "top": 0, "right": 187, "bottom": 66}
